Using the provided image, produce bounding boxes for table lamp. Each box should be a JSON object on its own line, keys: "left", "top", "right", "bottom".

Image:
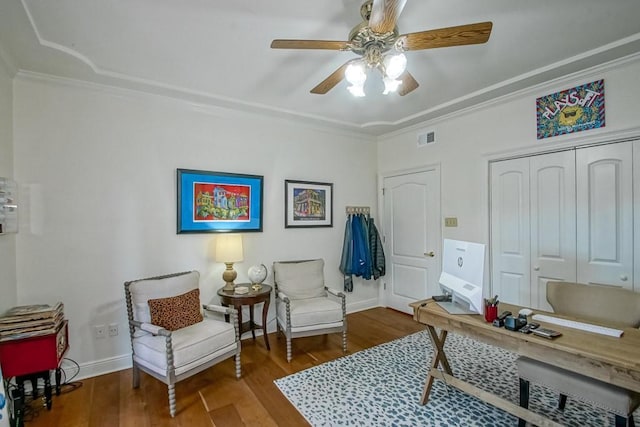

{"left": 216, "top": 234, "right": 244, "bottom": 291}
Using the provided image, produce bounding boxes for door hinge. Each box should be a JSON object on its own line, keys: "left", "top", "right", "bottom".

{"left": 383, "top": 282, "right": 386, "bottom": 290}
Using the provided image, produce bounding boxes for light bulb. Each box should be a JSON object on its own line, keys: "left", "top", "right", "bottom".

{"left": 345, "top": 62, "right": 367, "bottom": 86}
{"left": 383, "top": 53, "right": 407, "bottom": 80}
{"left": 347, "top": 84, "right": 366, "bottom": 97}
{"left": 382, "top": 77, "right": 402, "bottom": 95}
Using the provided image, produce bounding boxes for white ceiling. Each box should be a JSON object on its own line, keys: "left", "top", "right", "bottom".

{"left": 1, "top": 0, "right": 640, "bottom": 136}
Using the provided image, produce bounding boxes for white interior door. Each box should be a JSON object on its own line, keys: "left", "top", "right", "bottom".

{"left": 490, "top": 158, "right": 531, "bottom": 305}
{"left": 576, "top": 142, "right": 633, "bottom": 288}
{"left": 529, "top": 150, "right": 577, "bottom": 310}
{"left": 382, "top": 169, "right": 440, "bottom": 314}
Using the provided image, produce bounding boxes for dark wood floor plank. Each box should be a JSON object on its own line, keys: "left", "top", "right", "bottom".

{"left": 17, "top": 308, "right": 418, "bottom": 426}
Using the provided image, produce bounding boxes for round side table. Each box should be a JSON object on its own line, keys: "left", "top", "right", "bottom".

{"left": 217, "top": 284, "right": 272, "bottom": 350}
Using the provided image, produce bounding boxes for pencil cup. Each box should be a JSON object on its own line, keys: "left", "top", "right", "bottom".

{"left": 484, "top": 304, "right": 498, "bottom": 323}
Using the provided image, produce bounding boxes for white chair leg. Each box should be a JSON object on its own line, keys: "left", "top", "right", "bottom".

{"left": 235, "top": 352, "right": 241, "bottom": 379}
{"left": 132, "top": 363, "right": 140, "bottom": 388}
{"left": 168, "top": 383, "right": 176, "bottom": 417}
{"left": 342, "top": 329, "right": 347, "bottom": 353}
{"left": 286, "top": 335, "right": 292, "bottom": 363}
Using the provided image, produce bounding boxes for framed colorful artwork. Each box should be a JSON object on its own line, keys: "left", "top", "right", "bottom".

{"left": 284, "top": 180, "right": 333, "bottom": 228}
{"left": 177, "top": 169, "right": 263, "bottom": 233}
{"left": 536, "top": 79, "right": 605, "bottom": 139}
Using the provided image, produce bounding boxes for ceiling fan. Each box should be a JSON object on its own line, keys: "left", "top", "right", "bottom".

{"left": 271, "top": 0, "right": 492, "bottom": 96}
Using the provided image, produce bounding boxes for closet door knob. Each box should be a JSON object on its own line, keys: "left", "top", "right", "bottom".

{"left": 425, "top": 251, "right": 435, "bottom": 257}
{"left": 620, "top": 274, "right": 628, "bottom": 281}
{"left": 533, "top": 266, "right": 540, "bottom": 271}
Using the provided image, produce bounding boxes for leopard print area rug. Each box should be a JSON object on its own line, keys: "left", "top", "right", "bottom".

{"left": 275, "top": 330, "right": 637, "bottom": 426}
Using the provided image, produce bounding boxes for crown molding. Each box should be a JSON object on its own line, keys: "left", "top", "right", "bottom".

{"left": 14, "top": 70, "right": 374, "bottom": 143}
{"left": 377, "top": 46, "right": 640, "bottom": 141}
{"left": 17, "top": 0, "right": 640, "bottom": 139}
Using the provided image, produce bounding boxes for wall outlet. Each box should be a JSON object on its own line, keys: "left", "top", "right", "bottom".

{"left": 108, "top": 323, "right": 119, "bottom": 337}
{"left": 94, "top": 325, "right": 106, "bottom": 339}
{"left": 444, "top": 217, "right": 458, "bottom": 227}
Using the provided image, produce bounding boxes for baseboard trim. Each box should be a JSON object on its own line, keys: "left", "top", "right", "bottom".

{"left": 346, "top": 297, "right": 381, "bottom": 314}
{"left": 65, "top": 354, "right": 132, "bottom": 381}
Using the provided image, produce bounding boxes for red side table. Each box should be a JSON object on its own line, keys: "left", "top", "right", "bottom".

{"left": 0, "top": 320, "right": 69, "bottom": 412}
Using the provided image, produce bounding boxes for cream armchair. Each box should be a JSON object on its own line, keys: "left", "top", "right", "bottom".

{"left": 272, "top": 259, "right": 347, "bottom": 362}
{"left": 124, "top": 271, "right": 241, "bottom": 417}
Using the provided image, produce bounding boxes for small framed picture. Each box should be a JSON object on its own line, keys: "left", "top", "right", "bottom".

{"left": 177, "top": 169, "right": 263, "bottom": 233}
{"left": 284, "top": 180, "right": 333, "bottom": 228}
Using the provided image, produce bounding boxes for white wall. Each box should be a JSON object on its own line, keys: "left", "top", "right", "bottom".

{"left": 0, "top": 55, "right": 16, "bottom": 314}
{"left": 377, "top": 55, "right": 640, "bottom": 275}
{"left": 13, "top": 75, "right": 380, "bottom": 377}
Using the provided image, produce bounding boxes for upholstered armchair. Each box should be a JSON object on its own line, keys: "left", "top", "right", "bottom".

{"left": 517, "top": 281, "right": 640, "bottom": 427}
{"left": 124, "top": 271, "right": 241, "bottom": 417}
{"left": 272, "top": 259, "right": 347, "bottom": 362}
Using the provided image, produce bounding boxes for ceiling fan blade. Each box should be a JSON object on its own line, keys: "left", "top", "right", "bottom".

{"left": 310, "top": 62, "right": 352, "bottom": 94}
{"left": 399, "top": 21, "right": 493, "bottom": 51}
{"left": 271, "top": 39, "right": 350, "bottom": 50}
{"left": 398, "top": 71, "right": 419, "bottom": 96}
{"left": 369, "top": 0, "right": 407, "bottom": 34}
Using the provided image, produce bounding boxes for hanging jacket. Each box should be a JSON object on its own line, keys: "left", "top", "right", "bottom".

{"left": 351, "top": 214, "right": 370, "bottom": 279}
{"left": 368, "top": 217, "right": 385, "bottom": 279}
{"left": 340, "top": 213, "right": 385, "bottom": 290}
{"left": 339, "top": 216, "right": 354, "bottom": 292}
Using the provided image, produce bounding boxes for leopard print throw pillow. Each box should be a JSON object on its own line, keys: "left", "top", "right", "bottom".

{"left": 148, "top": 288, "right": 203, "bottom": 331}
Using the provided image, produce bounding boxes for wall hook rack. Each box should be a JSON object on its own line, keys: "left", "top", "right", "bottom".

{"left": 346, "top": 206, "right": 370, "bottom": 215}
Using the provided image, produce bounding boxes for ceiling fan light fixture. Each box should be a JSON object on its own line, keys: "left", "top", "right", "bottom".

{"left": 382, "top": 77, "right": 402, "bottom": 95}
{"left": 345, "top": 61, "right": 367, "bottom": 86}
{"left": 347, "top": 84, "right": 366, "bottom": 97}
{"left": 383, "top": 52, "right": 407, "bottom": 80}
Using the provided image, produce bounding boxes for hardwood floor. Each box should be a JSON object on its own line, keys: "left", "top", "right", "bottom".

{"left": 21, "top": 308, "right": 424, "bottom": 427}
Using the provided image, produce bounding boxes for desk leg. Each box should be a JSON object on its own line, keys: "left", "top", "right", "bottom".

{"left": 420, "top": 326, "right": 452, "bottom": 405}
{"left": 44, "top": 374, "right": 52, "bottom": 410}
{"left": 235, "top": 303, "right": 244, "bottom": 336}
{"left": 262, "top": 297, "right": 270, "bottom": 350}
{"left": 55, "top": 368, "right": 62, "bottom": 395}
{"left": 249, "top": 304, "right": 256, "bottom": 340}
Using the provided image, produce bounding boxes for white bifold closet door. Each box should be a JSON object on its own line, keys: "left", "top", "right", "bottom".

{"left": 576, "top": 143, "right": 633, "bottom": 288}
{"left": 490, "top": 141, "right": 635, "bottom": 309}
{"left": 491, "top": 150, "right": 576, "bottom": 310}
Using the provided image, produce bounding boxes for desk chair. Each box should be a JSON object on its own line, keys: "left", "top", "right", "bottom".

{"left": 272, "top": 259, "right": 347, "bottom": 362}
{"left": 517, "top": 281, "right": 640, "bottom": 427}
{"left": 124, "top": 271, "right": 241, "bottom": 417}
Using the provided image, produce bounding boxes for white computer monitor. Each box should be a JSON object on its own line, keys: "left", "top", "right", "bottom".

{"left": 437, "top": 238, "right": 486, "bottom": 315}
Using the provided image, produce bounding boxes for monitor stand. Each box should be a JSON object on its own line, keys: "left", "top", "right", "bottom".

{"left": 436, "top": 301, "right": 477, "bottom": 315}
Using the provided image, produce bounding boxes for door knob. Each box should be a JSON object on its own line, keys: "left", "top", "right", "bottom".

{"left": 425, "top": 251, "right": 435, "bottom": 257}
{"left": 533, "top": 266, "right": 540, "bottom": 271}
{"left": 620, "top": 274, "right": 628, "bottom": 281}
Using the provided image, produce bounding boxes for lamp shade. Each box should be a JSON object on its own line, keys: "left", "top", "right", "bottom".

{"left": 215, "top": 234, "right": 244, "bottom": 263}
{"left": 383, "top": 52, "right": 407, "bottom": 80}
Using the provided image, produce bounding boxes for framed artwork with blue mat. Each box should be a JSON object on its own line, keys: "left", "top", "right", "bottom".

{"left": 177, "top": 169, "right": 263, "bottom": 233}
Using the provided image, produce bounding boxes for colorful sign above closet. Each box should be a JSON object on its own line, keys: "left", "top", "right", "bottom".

{"left": 536, "top": 79, "right": 605, "bottom": 139}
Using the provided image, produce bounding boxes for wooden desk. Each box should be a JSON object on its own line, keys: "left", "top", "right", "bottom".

{"left": 410, "top": 300, "right": 640, "bottom": 426}
{"left": 218, "top": 284, "right": 271, "bottom": 350}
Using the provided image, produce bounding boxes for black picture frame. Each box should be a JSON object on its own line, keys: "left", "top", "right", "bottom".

{"left": 284, "top": 179, "right": 333, "bottom": 228}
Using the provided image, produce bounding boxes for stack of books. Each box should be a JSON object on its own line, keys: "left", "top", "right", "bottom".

{"left": 0, "top": 302, "right": 64, "bottom": 342}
